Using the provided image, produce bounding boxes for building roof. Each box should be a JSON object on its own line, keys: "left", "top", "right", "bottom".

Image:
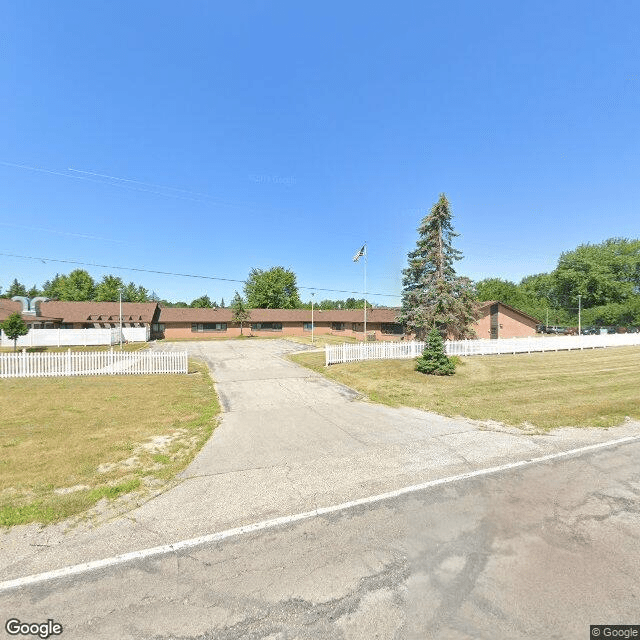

{"left": 1, "top": 299, "right": 540, "bottom": 327}
{"left": 39, "top": 301, "right": 159, "bottom": 324}
{"left": 0, "top": 299, "right": 22, "bottom": 322}
{"left": 158, "top": 307, "right": 400, "bottom": 323}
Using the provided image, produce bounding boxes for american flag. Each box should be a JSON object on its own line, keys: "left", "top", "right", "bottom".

{"left": 352, "top": 244, "right": 366, "bottom": 262}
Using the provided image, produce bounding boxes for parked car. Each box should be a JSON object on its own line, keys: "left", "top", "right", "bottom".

{"left": 580, "top": 326, "right": 599, "bottom": 335}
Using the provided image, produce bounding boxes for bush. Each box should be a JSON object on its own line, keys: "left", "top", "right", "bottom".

{"left": 416, "top": 328, "right": 456, "bottom": 376}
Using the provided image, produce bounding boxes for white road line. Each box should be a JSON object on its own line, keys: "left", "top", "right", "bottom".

{"left": 2, "top": 434, "right": 639, "bottom": 593}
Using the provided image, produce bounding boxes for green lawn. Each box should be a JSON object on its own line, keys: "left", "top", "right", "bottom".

{"left": 290, "top": 346, "right": 640, "bottom": 430}
{"left": 0, "top": 359, "right": 219, "bottom": 527}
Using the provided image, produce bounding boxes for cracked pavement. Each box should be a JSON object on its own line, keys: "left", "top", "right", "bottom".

{"left": 3, "top": 440, "right": 640, "bottom": 639}
{"left": 2, "top": 339, "right": 640, "bottom": 638}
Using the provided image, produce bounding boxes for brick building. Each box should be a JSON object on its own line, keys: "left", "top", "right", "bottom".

{"left": 2, "top": 297, "right": 539, "bottom": 342}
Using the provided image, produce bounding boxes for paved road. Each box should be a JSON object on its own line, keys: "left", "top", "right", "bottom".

{"left": 2, "top": 439, "right": 639, "bottom": 639}
{"left": 2, "top": 339, "right": 640, "bottom": 638}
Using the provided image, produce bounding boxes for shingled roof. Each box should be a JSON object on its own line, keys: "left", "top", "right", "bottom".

{"left": 38, "top": 301, "right": 159, "bottom": 324}
{"left": 0, "top": 299, "right": 22, "bottom": 322}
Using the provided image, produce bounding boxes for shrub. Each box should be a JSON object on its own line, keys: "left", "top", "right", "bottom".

{"left": 416, "top": 328, "right": 456, "bottom": 375}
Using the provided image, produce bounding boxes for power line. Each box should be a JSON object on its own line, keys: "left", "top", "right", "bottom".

{"left": 0, "top": 251, "right": 402, "bottom": 298}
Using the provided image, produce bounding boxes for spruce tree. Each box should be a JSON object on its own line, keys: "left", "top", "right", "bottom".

{"left": 398, "top": 193, "right": 479, "bottom": 339}
{"left": 415, "top": 327, "right": 455, "bottom": 375}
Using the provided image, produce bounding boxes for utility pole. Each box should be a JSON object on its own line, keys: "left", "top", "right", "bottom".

{"left": 311, "top": 292, "right": 315, "bottom": 345}
{"left": 578, "top": 294, "right": 582, "bottom": 336}
{"left": 119, "top": 289, "right": 123, "bottom": 350}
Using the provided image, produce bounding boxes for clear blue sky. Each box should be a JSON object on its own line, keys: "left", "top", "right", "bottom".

{"left": 1, "top": 2, "right": 639, "bottom": 305}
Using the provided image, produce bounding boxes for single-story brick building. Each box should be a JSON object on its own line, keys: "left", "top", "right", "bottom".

{"left": 1, "top": 297, "right": 539, "bottom": 342}
{"left": 156, "top": 302, "right": 539, "bottom": 341}
{"left": 1, "top": 298, "right": 160, "bottom": 332}
{"left": 474, "top": 301, "right": 539, "bottom": 339}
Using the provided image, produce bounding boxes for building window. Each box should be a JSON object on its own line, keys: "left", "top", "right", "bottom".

{"left": 332, "top": 322, "right": 345, "bottom": 331}
{"left": 61, "top": 323, "right": 74, "bottom": 329}
{"left": 31, "top": 322, "right": 55, "bottom": 330}
{"left": 251, "top": 322, "right": 282, "bottom": 331}
{"left": 381, "top": 323, "right": 404, "bottom": 335}
{"left": 303, "top": 322, "right": 313, "bottom": 331}
{"left": 152, "top": 323, "right": 165, "bottom": 333}
{"left": 352, "top": 323, "right": 361, "bottom": 332}
{"left": 191, "top": 323, "right": 227, "bottom": 332}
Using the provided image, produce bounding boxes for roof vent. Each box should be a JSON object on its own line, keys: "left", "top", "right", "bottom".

{"left": 11, "top": 296, "right": 50, "bottom": 315}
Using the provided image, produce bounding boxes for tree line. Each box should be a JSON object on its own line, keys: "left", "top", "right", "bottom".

{"left": 475, "top": 237, "right": 640, "bottom": 327}
{"left": 3, "top": 237, "right": 639, "bottom": 326}
{"left": 0, "top": 267, "right": 378, "bottom": 311}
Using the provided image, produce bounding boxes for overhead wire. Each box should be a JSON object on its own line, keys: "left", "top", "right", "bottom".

{"left": 0, "top": 251, "right": 402, "bottom": 298}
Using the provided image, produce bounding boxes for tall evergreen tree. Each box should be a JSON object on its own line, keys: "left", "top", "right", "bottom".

{"left": 6, "top": 279, "right": 27, "bottom": 298}
{"left": 398, "top": 194, "right": 479, "bottom": 339}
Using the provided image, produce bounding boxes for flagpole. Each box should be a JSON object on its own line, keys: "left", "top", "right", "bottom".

{"left": 352, "top": 243, "right": 367, "bottom": 343}
{"left": 364, "top": 243, "right": 367, "bottom": 342}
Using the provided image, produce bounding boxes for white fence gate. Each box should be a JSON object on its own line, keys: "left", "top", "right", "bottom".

{"left": 0, "top": 326, "right": 149, "bottom": 348}
{"left": 325, "top": 333, "right": 640, "bottom": 365}
{"left": 0, "top": 349, "right": 188, "bottom": 378}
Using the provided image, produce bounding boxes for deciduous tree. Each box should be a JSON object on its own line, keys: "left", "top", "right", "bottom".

{"left": 61, "top": 269, "right": 95, "bottom": 301}
{"left": 231, "top": 292, "right": 251, "bottom": 335}
{"left": 244, "top": 267, "right": 301, "bottom": 309}
{"left": 1, "top": 312, "right": 29, "bottom": 351}
{"left": 190, "top": 295, "right": 213, "bottom": 308}
{"left": 553, "top": 238, "right": 640, "bottom": 309}
{"left": 95, "top": 275, "right": 125, "bottom": 301}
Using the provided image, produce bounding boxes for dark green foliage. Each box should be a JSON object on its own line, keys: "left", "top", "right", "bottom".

{"left": 121, "top": 281, "right": 149, "bottom": 302}
{"left": 474, "top": 238, "right": 640, "bottom": 326}
{"left": 1, "top": 312, "right": 29, "bottom": 351}
{"left": 190, "top": 295, "right": 213, "bottom": 308}
{"left": 94, "top": 275, "right": 125, "bottom": 301}
{"left": 244, "top": 266, "right": 301, "bottom": 309}
{"left": 553, "top": 238, "right": 640, "bottom": 308}
{"left": 415, "top": 328, "right": 456, "bottom": 375}
{"left": 299, "top": 298, "right": 373, "bottom": 310}
{"left": 399, "top": 194, "right": 480, "bottom": 339}
{"left": 6, "top": 279, "right": 27, "bottom": 297}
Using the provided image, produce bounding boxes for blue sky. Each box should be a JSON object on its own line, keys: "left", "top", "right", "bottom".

{"left": 1, "top": 2, "right": 639, "bottom": 305}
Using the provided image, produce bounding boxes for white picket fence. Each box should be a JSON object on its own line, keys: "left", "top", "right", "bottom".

{"left": 0, "top": 326, "right": 150, "bottom": 348}
{"left": 0, "top": 349, "right": 188, "bottom": 378}
{"left": 325, "top": 333, "right": 640, "bottom": 365}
